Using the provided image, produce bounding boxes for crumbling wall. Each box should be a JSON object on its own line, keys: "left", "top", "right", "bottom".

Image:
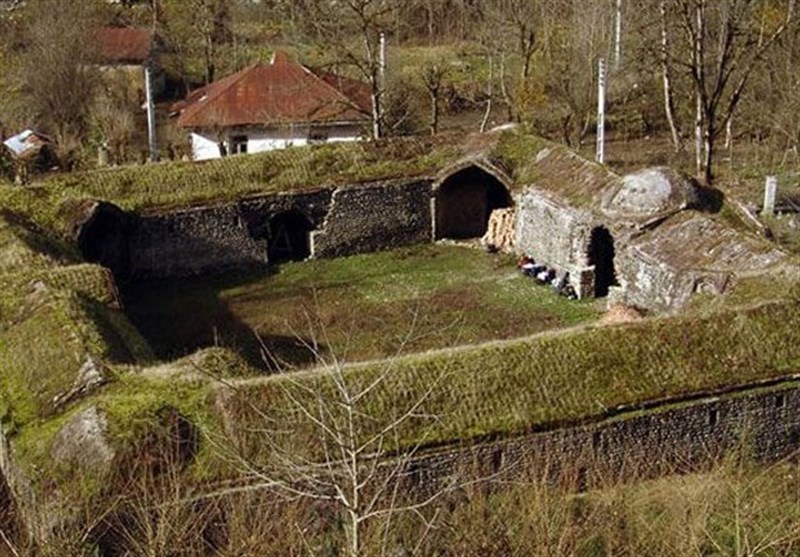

{"left": 118, "top": 180, "right": 432, "bottom": 277}
{"left": 128, "top": 204, "right": 267, "bottom": 278}
{"left": 312, "top": 179, "right": 432, "bottom": 258}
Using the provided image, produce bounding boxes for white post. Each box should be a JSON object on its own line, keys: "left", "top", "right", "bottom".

{"left": 145, "top": 63, "right": 158, "bottom": 162}
{"left": 614, "top": 0, "right": 623, "bottom": 69}
{"left": 763, "top": 175, "right": 777, "bottom": 215}
{"left": 596, "top": 58, "right": 606, "bottom": 164}
{"left": 379, "top": 33, "right": 387, "bottom": 89}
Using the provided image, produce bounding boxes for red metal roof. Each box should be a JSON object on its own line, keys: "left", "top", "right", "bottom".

{"left": 95, "top": 27, "right": 153, "bottom": 65}
{"left": 173, "top": 51, "right": 372, "bottom": 129}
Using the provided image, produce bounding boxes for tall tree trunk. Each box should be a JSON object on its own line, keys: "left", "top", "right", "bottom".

{"left": 693, "top": 0, "right": 705, "bottom": 179}
{"left": 614, "top": 0, "right": 623, "bottom": 69}
{"left": 660, "top": 0, "right": 681, "bottom": 151}
{"left": 429, "top": 88, "right": 440, "bottom": 135}
{"left": 703, "top": 127, "right": 714, "bottom": 185}
{"left": 695, "top": 92, "right": 704, "bottom": 179}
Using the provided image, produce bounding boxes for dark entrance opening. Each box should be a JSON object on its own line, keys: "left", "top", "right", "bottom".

{"left": 435, "top": 166, "right": 513, "bottom": 240}
{"left": 588, "top": 226, "right": 618, "bottom": 297}
{"left": 266, "top": 211, "right": 312, "bottom": 263}
{"left": 77, "top": 202, "right": 130, "bottom": 277}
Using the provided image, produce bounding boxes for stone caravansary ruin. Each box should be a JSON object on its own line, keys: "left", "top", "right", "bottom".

{"left": 77, "top": 130, "right": 785, "bottom": 313}
{"left": 2, "top": 128, "right": 800, "bottom": 549}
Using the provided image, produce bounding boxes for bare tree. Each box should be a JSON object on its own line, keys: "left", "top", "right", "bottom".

{"left": 419, "top": 59, "right": 449, "bottom": 135}
{"left": 92, "top": 77, "right": 138, "bottom": 166}
{"left": 16, "top": 0, "right": 105, "bottom": 166}
{"left": 660, "top": 0, "right": 684, "bottom": 151}
{"left": 160, "top": 0, "right": 232, "bottom": 85}
{"left": 294, "top": 0, "right": 400, "bottom": 139}
{"left": 662, "top": 0, "right": 796, "bottom": 183}
{"left": 546, "top": 0, "right": 611, "bottom": 146}
{"left": 480, "top": 0, "right": 541, "bottom": 123}
{"left": 206, "top": 330, "right": 457, "bottom": 557}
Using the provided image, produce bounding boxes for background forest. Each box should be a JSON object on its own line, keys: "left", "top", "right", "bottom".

{"left": 1, "top": 0, "right": 800, "bottom": 190}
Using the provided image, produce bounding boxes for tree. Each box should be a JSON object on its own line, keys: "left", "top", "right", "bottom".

{"left": 661, "top": 0, "right": 796, "bottom": 184}
{"left": 480, "top": 0, "right": 541, "bottom": 123}
{"left": 15, "top": 0, "right": 106, "bottom": 165}
{"left": 160, "top": 0, "right": 233, "bottom": 86}
{"left": 293, "top": 0, "right": 400, "bottom": 139}
{"left": 206, "top": 331, "right": 457, "bottom": 557}
{"left": 419, "top": 59, "right": 450, "bottom": 135}
{"left": 545, "top": 0, "right": 612, "bottom": 147}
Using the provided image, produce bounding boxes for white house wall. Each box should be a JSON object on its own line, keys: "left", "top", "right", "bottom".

{"left": 190, "top": 133, "right": 223, "bottom": 161}
{"left": 189, "top": 124, "right": 363, "bottom": 161}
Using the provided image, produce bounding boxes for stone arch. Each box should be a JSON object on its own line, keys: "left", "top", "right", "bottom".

{"left": 587, "top": 226, "right": 618, "bottom": 297}
{"left": 266, "top": 210, "right": 313, "bottom": 263}
{"left": 433, "top": 164, "right": 513, "bottom": 240}
{"left": 75, "top": 201, "right": 131, "bottom": 276}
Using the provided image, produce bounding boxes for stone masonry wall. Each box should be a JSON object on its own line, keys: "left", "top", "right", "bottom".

{"left": 312, "top": 179, "right": 432, "bottom": 258}
{"left": 115, "top": 180, "right": 432, "bottom": 278}
{"left": 515, "top": 190, "right": 593, "bottom": 275}
{"left": 404, "top": 383, "right": 800, "bottom": 494}
{"left": 128, "top": 204, "right": 266, "bottom": 278}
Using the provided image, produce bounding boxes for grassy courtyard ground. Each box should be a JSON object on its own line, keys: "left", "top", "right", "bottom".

{"left": 123, "top": 244, "right": 600, "bottom": 371}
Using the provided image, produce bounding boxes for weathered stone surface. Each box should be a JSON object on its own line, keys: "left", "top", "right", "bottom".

{"left": 52, "top": 355, "right": 108, "bottom": 411}
{"left": 404, "top": 382, "right": 800, "bottom": 494}
{"left": 313, "top": 179, "right": 432, "bottom": 258}
{"left": 514, "top": 190, "right": 593, "bottom": 272}
{"left": 602, "top": 167, "right": 702, "bottom": 221}
{"left": 619, "top": 212, "right": 786, "bottom": 310}
{"left": 49, "top": 406, "right": 115, "bottom": 479}
{"left": 128, "top": 203, "right": 267, "bottom": 278}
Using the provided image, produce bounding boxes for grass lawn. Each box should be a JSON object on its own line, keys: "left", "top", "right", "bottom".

{"left": 122, "top": 244, "right": 600, "bottom": 371}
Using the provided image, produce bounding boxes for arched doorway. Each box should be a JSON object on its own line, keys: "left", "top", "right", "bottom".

{"left": 435, "top": 166, "right": 513, "bottom": 240}
{"left": 266, "top": 211, "right": 312, "bottom": 263}
{"left": 588, "top": 226, "right": 618, "bottom": 297}
{"left": 77, "top": 202, "right": 130, "bottom": 277}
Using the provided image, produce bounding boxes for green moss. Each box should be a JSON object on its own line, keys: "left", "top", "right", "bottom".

{"left": 0, "top": 287, "right": 142, "bottom": 429}
{"left": 9, "top": 372, "right": 221, "bottom": 505}
{"left": 224, "top": 299, "right": 800, "bottom": 462}
{"left": 38, "top": 134, "right": 467, "bottom": 212}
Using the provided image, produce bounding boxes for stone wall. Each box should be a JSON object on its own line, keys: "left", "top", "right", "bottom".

{"left": 405, "top": 383, "right": 800, "bottom": 493}
{"left": 84, "top": 180, "right": 433, "bottom": 279}
{"left": 514, "top": 190, "right": 594, "bottom": 277}
{"left": 128, "top": 204, "right": 266, "bottom": 278}
{"left": 312, "top": 180, "right": 432, "bottom": 258}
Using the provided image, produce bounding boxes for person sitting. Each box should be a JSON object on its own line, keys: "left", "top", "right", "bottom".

{"left": 536, "top": 268, "right": 554, "bottom": 284}
{"left": 518, "top": 255, "right": 542, "bottom": 278}
{"left": 551, "top": 273, "right": 567, "bottom": 292}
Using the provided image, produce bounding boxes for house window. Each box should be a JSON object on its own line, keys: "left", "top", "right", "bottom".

{"left": 308, "top": 128, "right": 329, "bottom": 144}
{"left": 230, "top": 135, "right": 248, "bottom": 155}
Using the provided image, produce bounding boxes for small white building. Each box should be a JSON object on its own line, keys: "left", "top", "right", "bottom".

{"left": 171, "top": 52, "right": 372, "bottom": 160}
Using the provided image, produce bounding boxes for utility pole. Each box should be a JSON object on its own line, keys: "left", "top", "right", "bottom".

{"left": 614, "top": 0, "right": 623, "bottom": 69}
{"left": 145, "top": 61, "right": 158, "bottom": 162}
{"left": 596, "top": 58, "right": 606, "bottom": 164}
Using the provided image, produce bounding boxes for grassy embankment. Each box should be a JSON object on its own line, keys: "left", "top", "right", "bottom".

{"left": 0, "top": 129, "right": 797, "bottom": 507}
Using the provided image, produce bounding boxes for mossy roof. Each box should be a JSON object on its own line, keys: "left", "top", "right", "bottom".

{"left": 221, "top": 299, "right": 800, "bottom": 462}
{"left": 632, "top": 211, "right": 786, "bottom": 273}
